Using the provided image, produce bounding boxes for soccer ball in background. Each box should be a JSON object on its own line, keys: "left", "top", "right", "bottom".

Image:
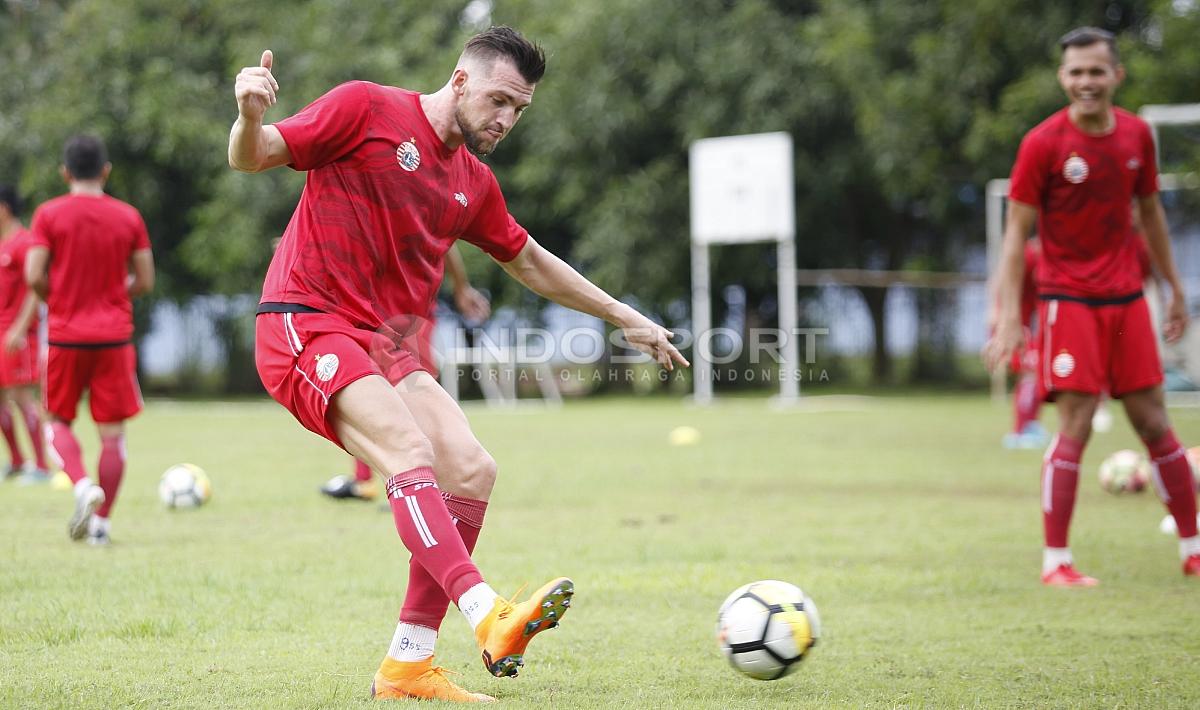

{"left": 1097, "top": 449, "right": 1151, "bottom": 494}
{"left": 158, "top": 463, "right": 212, "bottom": 509}
{"left": 716, "top": 579, "right": 820, "bottom": 680}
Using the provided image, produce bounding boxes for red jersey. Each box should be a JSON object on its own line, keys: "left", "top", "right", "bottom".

{"left": 264, "top": 81, "right": 528, "bottom": 329}
{"left": 30, "top": 194, "right": 151, "bottom": 344}
{"left": 0, "top": 228, "right": 38, "bottom": 333}
{"left": 1008, "top": 107, "right": 1158, "bottom": 299}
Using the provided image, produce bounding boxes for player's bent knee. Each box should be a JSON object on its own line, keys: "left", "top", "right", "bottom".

{"left": 445, "top": 447, "right": 497, "bottom": 498}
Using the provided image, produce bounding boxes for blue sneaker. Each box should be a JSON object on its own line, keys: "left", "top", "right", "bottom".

{"left": 17, "top": 467, "right": 52, "bottom": 485}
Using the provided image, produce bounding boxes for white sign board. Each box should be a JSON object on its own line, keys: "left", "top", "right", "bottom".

{"left": 689, "top": 132, "right": 795, "bottom": 245}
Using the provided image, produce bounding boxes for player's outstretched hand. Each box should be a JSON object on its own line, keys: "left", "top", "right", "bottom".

{"left": 235, "top": 50, "right": 279, "bottom": 123}
{"left": 982, "top": 319, "right": 1023, "bottom": 373}
{"left": 1163, "top": 289, "right": 1189, "bottom": 343}
{"left": 454, "top": 285, "right": 491, "bottom": 324}
{"left": 621, "top": 314, "right": 689, "bottom": 372}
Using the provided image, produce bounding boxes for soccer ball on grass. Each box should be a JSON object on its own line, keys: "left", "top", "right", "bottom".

{"left": 1097, "top": 449, "right": 1150, "bottom": 494}
{"left": 716, "top": 579, "right": 820, "bottom": 680}
{"left": 158, "top": 463, "right": 212, "bottom": 508}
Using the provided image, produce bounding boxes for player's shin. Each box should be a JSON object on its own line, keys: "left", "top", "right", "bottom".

{"left": 1145, "top": 430, "right": 1199, "bottom": 542}
{"left": 1042, "top": 435, "right": 1083, "bottom": 552}
{"left": 47, "top": 420, "right": 87, "bottom": 484}
{"left": 95, "top": 434, "right": 125, "bottom": 519}
{"left": 385, "top": 469, "right": 493, "bottom": 622}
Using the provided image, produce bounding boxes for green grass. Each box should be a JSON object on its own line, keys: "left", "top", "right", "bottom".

{"left": 1, "top": 394, "right": 1199, "bottom": 709}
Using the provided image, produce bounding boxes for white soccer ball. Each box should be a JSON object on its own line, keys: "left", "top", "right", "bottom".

{"left": 716, "top": 579, "right": 820, "bottom": 680}
{"left": 1097, "top": 449, "right": 1150, "bottom": 494}
{"left": 158, "top": 463, "right": 212, "bottom": 509}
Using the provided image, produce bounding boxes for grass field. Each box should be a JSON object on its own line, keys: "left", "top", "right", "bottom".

{"left": 2, "top": 394, "right": 1199, "bottom": 709}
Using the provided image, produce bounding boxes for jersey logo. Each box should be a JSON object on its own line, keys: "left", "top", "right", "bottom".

{"left": 454, "top": 192, "right": 468, "bottom": 207}
{"left": 1062, "top": 154, "right": 1089, "bottom": 184}
{"left": 396, "top": 139, "right": 421, "bottom": 172}
{"left": 1051, "top": 350, "right": 1075, "bottom": 378}
{"left": 315, "top": 353, "right": 340, "bottom": 382}
{"left": 1126, "top": 157, "right": 1141, "bottom": 170}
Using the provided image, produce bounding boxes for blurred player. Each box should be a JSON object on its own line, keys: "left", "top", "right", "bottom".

{"left": 320, "top": 247, "right": 490, "bottom": 502}
{"left": 985, "top": 27, "right": 1199, "bottom": 584}
{"left": 26, "top": 136, "right": 155, "bottom": 546}
{"left": 0, "top": 184, "right": 48, "bottom": 482}
{"left": 230, "top": 26, "right": 685, "bottom": 701}
{"left": 999, "top": 237, "right": 1047, "bottom": 449}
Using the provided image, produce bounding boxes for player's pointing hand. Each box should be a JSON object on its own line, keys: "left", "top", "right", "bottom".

{"left": 235, "top": 50, "right": 279, "bottom": 123}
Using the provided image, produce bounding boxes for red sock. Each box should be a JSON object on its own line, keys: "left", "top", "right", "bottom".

{"left": 95, "top": 434, "right": 125, "bottom": 519}
{"left": 47, "top": 421, "right": 87, "bottom": 484}
{"left": 0, "top": 405, "right": 25, "bottom": 468}
{"left": 1013, "top": 375, "right": 1040, "bottom": 433}
{"left": 1042, "top": 434, "right": 1083, "bottom": 548}
{"left": 20, "top": 402, "right": 47, "bottom": 470}
{"left": 353, "top": 459, "right": 371, "bottom": 483}
{"left": 386, "top": 468, "right": 484, "bottom": 603}
{"left": 400, "top": 492, "right": 488, "bottom": 630}
{"left": 1145, "top": 430, "right": 1198, "bottom": 538}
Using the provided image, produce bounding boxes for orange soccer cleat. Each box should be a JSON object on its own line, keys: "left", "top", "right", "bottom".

{"left": 370, "top": 658, "right": 495, "bottom": 703}
{"left": 474, "top": 577, "right": 574, "bottom": 677}
{"left": 1183, "top": 554, "right": 1200, "bottom": 577}
{"left": 1042, "top": 564, "right": 1099, "bottom": 587}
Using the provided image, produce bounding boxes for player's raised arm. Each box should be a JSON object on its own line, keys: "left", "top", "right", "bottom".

{"left": 1136, "top": 193, "right": 1189, "bottom": 342}
{"left": 229, "top": 50, "right": 292, "bottom": 173}
{"left": 497, "top": 237, "right": 689, "bottom": 371}
{"left": 983, "top": 199, "right": 1038, "bottom": 372}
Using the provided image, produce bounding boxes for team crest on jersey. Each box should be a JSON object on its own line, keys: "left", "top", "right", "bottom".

{"left": 315, "top": 353, "right": 340, "bottom": 382}
{"left": 1062, "top": 154, "right": 1089, "bottom": 184}
{"left": 396, "top": 139, "right": 421, "bottom": 172}
{"left": 1126, "top": 157, "right": 1141, "bottom": 170}
{"left": 1052, "top": 351, "right": 1075, "bottom": 378}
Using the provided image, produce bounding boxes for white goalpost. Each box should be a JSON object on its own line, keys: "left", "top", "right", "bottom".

{"left": 689, "top": 132, "right": 799, "bottom": 406}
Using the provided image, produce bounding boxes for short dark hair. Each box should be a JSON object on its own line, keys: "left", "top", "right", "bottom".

{"left": 0, "top": 184, "right": 22, "bottom": 216}
{"left": 63, "top": 134, "right": 109, "bottom": 180}
{"left": 463, "top": 25, "right": 545, "bottom": 84}
{"left": 1059, "top": 26, "right": 1119, "bottom": 64}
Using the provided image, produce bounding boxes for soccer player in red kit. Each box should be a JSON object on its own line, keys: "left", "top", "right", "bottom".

{"left": 0, "top": 185, "right": 48, "bottom": 481}
{"left": 229, "top": 27, "right": 686, "bottom": 702}
{"left": 25, "top": 136, "right": 156, "bottom": 546}
{"left": 985, "top": 27, "right": 1199, "bottom": 584}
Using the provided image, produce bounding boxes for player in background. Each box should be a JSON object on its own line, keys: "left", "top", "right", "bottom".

{"left": 320, "top": 247, "right": 490, "bottom": 502}
{"left": 998, "top": 237, "right": 1047, "bottom": 450}
{"left": 984, "top": 27, "right": 1199, "bottom": 584}
{"left": 0, "top": 185, "right": 49, "bottom": 482}
{"left": 230, "top": 27, "right": 686, "bottom": 702}
{"left": 26, "top": 135, "right": 155, "bottom": 546}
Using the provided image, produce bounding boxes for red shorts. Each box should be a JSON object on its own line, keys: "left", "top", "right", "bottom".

{"left": 0, "top": 333, "right": 39, "bottom": 388}
{"left": 45, "top": 344, "right": 143, "bottom": 423}
{"left": 254, "top": 311, "right": 436, "bottom": 447}
{"left": 1038, "top": 296, "right": 1162, "bottom": 400}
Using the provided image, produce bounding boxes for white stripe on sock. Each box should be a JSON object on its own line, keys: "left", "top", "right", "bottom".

{"left": 405, "top": 496, "right": 437, "bottom": 548}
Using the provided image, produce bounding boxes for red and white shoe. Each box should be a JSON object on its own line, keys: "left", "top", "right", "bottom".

{"left": 1041, "top": 564, "right": 1099, "bottom": 587}
{"left": 1183, "top": 555, "right": 1200, "bottom": 577}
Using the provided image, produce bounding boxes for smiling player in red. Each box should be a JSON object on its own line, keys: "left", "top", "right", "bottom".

{"left": 985, "top": 27, "right": 1198, "bottom": 585}
{"left": 229, "top": 26, "right": 686, "bottom": 702}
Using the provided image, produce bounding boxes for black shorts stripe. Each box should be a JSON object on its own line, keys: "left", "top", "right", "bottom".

{"left": 256, "top": 302, "right": 324, "bottom": 315}
{"left": 1038, "top": 291, "right": 1143, "bottom": 307}
{"left": 48, "top": 340, "right": 131, "bottom": 349}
